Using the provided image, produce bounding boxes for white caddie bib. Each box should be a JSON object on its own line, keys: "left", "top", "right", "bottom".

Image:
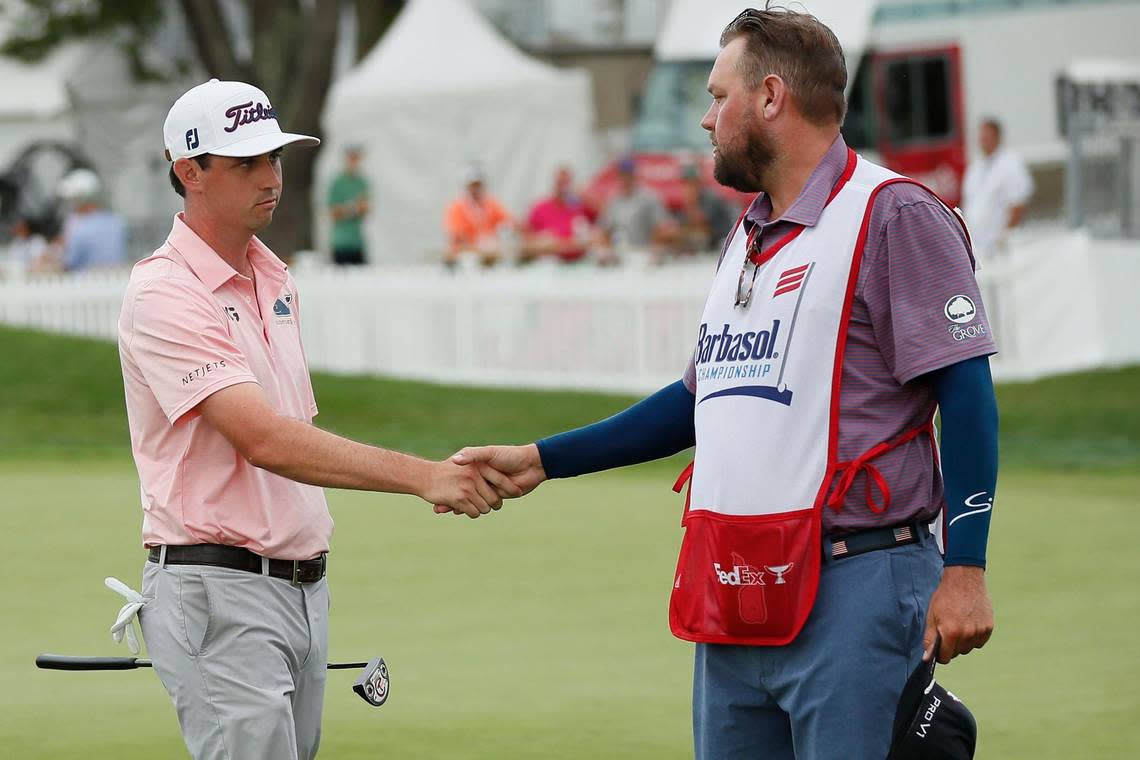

{"left": 669, "top": 151, "right": 940, "bottom": 645}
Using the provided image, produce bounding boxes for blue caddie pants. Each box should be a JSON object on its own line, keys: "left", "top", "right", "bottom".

{"left": 693, "top": 532, "right": 942, "bottom": 760}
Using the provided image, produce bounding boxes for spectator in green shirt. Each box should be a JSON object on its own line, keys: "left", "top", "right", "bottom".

{"left": 327, "top": 146, "right": 370, "bottom": 265}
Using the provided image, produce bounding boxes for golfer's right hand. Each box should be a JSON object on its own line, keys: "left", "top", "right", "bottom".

{"left": 421, "top": 460, "right": 502, "bottom": 518}
{"left": 445, "top": 444, "right": 547, "bottom": 504}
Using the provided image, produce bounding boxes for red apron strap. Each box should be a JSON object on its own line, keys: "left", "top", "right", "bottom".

{"left": 826, "top": 420, "right": 934, "bottom": 514}
{"left": 673, "top": 459, "right": 696, "bottom": 524}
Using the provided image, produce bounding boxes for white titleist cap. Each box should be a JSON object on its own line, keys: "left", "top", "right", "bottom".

{"left": 163, "top": 78, "right": 319, "bottom": 161}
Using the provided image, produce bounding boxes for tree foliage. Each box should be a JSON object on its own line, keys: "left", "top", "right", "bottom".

{"left": 1, "top": 0, "right": 404, "bottom": 255}
{"left": 1, "top": 0, "right": 171, "bottom": 80}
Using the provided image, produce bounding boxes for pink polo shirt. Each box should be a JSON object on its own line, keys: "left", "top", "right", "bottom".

{"left": 118, "top": 214, "right": 333, "bottom": 560}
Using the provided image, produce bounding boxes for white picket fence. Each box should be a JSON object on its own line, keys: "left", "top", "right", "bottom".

{"left": 0, "top": 260, "right": 712, "bottom": 393}
{"left": 2, "top": 229, "right": 1138, "bottom": 393}
{"left": 291, "top": 261, "right": 713, "bottom": 392}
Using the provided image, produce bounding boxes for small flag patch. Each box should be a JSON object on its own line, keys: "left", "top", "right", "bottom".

{"left": 774, "top": 264, "right": 809, "bottom": 297}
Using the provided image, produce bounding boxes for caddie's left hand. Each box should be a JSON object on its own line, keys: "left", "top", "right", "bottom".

{"left": 923, "top": 565, "right": 994, "bottom": 664}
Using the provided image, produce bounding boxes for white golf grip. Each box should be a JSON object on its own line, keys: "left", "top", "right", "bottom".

{"left": 105, "top": 577, "right": 147, "bottom": 655}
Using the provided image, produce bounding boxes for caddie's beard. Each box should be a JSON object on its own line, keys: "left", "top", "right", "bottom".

{"left": 713, "top": 120, "right": 776, "bottom": 193}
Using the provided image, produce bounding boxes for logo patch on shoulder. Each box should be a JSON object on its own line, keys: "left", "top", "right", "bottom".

{"left": 944, "top": 295, "right": 976, "bottom": 324}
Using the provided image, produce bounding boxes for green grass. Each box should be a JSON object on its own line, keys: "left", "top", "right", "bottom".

{"left": 1, "top": 325, "right": 1139, "bottom": 758}
{"left": 2, "top": 464, "right": 1137, "bottom": 759}
{"left": 3, "top": 324, "right": 1138, "bottom": 471}
{"left": 0, "top": 325, "right": 661, "bottom": 465}
{"left": 995, "top": 365, "right": 1140, "bottom": 470}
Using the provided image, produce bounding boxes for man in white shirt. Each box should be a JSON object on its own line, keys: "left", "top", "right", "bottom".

{"left": 962, "top": 118, "right": 1034, "bottom": 262}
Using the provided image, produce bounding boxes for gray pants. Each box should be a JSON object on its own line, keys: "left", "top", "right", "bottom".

{"left": 139, "top": 559, "right": 329, "bottom": 760}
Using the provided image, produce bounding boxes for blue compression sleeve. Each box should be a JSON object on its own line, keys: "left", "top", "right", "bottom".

{"left": 931, "top": 356, "right": 999, "bottom": 567}
{"left": 536, "top": 380, "right": 696, "bottom": 479}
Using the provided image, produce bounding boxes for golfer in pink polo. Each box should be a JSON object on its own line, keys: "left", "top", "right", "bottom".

{"left": 118, "top": 79, "right": 517, "bottom": 760}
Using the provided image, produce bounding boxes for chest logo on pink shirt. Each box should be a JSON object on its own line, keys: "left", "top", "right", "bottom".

{"left": 223, "top": 306, "right": 240, "bottom": 323}
{"left": 273, "top": 293, "right": 295, "bottom": 326}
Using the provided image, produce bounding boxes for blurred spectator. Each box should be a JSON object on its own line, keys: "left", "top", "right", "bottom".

{"left": 3, "top": 217, "right": 59, "bottom": 276}
{"left": 962, "top": 117, "right": 1034, "bottom": 262}
{"left": 524, "top": 166, "right": 594, "bottom": 263}
{"left": 327, "top": 146, "right": 370, "bottom": 265}
{"left": 672, "top": 164, "right": 738, "bottom": 254}
{"left": 596, "top": 158, "right": 673, "bottom": 260}
{"left": 444, "top": 166, "right": 512, "bottom": 266}
{"left": 58, "top": 168, "right": 128, "bottom": 271}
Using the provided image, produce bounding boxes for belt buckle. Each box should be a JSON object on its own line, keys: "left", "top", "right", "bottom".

{"left": 291, "top": 560, "right": 303, "bottom": 587}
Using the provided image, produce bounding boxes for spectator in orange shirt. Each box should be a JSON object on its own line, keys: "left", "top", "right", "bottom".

{"left": 444, "top": 166, "right": 512, "bottom": 266}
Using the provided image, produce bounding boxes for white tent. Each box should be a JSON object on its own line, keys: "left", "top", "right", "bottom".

{"left": 0, "top": 44, "right": 84, "bottom": 166}
{"left": 319, "top": 0, "right": 595, "bottom": 263}
{"left": 0, "top": 32, "right": 192, "bottom": 241}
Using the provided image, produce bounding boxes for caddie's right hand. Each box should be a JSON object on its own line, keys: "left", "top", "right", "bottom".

{"left": 421, "top": 460, "right": 503, "bottom": 519}
{"left": 433, "top": 444, "right": 547, "bottom": 515}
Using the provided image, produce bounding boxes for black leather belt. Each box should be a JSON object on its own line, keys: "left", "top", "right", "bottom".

{"left": 827, "top": 522, "right": 928, "bottom": 560}
{"left": 148, "top": 544, "right": 327, "bottom": 585}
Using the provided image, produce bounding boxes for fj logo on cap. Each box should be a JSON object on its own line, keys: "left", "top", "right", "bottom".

{"left": 185, "top": 128, "right": 199, "bottom": 151}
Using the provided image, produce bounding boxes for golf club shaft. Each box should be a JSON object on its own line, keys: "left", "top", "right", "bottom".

{"left": 36, "top": 654, "right": 367, "bottom": 671}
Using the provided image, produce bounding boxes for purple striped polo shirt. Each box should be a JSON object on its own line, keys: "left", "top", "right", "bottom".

{"left": 683, "top": 135, "right": 996, "bottom": 536}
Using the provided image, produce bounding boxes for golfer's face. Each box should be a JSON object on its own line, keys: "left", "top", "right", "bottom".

{"left": 202, "top": 150, "right": 284, "bottom": 233}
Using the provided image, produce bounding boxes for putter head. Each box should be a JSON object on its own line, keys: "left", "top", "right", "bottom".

{"left": 352, "top": 657, "right": 389, "bottom": 707}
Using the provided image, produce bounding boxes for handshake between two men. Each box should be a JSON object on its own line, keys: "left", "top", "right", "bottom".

{"left": 428, "top": 444, "right": 546, "bottom": 518}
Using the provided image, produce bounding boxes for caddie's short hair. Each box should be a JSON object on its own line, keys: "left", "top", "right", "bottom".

{"left": 720, "top": 4, "right": 847, "bottom": 126}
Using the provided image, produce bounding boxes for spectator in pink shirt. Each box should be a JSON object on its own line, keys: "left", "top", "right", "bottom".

{"left": 524, "top": 166, "right": 594, "bottom": 263}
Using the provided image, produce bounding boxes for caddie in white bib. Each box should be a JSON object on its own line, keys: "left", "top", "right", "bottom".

{"left": 670, "top": 151, "right": 950, "bottom": 645}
